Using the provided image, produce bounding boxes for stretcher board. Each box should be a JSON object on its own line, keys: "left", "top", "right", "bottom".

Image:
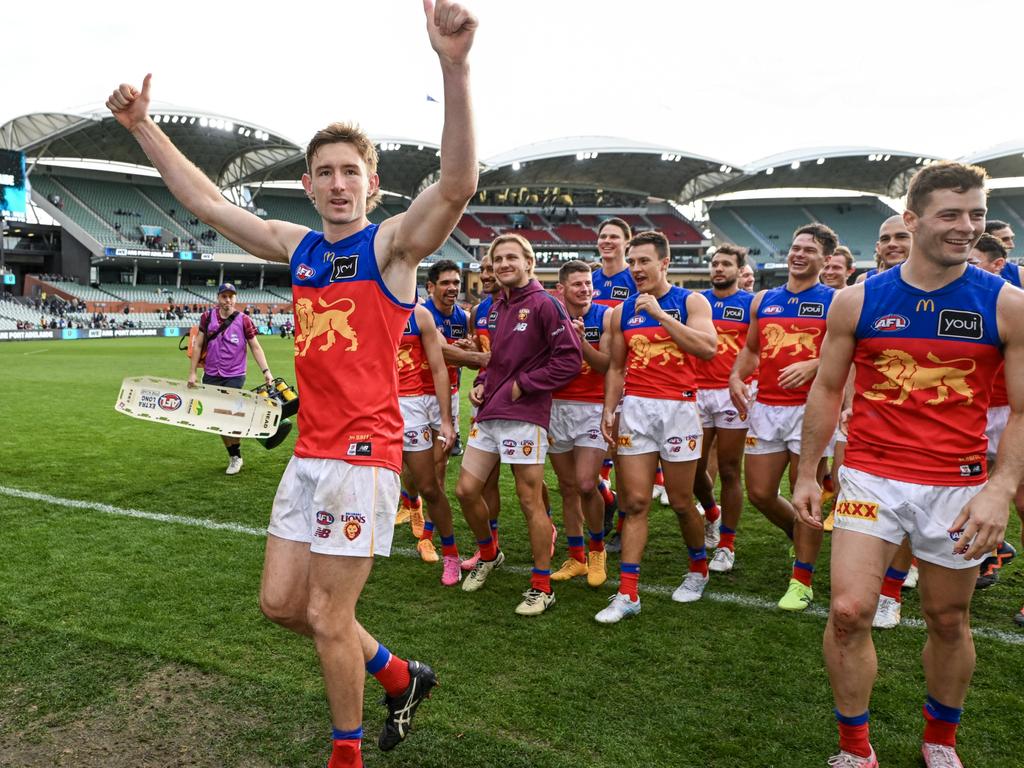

{"left": 115, "top": 377, "right": 281, "bottom": 438}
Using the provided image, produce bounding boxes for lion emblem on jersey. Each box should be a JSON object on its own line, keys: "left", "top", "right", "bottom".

{"left": 716, "top": 329, "right": 742, "bottom": 355}
{"left": 862, "top": 349, "right": 976, "bottom": 406}
{"left": 629, "top": 334, "right": 686, "bottom": 369}
{"left": 396, "top": 344, "right": 427, "bottom": 372}
{"left": 294, "top": 296, "right": 358, "bottom": 357}
{"left": 761, "top": 324, "right": 821, "bottom": 359}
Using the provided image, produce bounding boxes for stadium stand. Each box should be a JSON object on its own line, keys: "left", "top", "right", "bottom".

{"left": 987, "top": 193, "right": 1024, "bottom": 234}
{"left": 646, "top": 214, "right": 702, "bottom": 244}
{"left": 455, "top": 214, "right": 497, "bottom": 242}
{"left": 708, "top": 197, "right": 895, "bottom": 262}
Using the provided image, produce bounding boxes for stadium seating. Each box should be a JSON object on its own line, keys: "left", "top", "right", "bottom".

{"left": 646, "top": 214, "right": 703, "bottom": 244}
{"left": 137, "top": 185, "right": 248, "bottom": 255}
{"left": 457, "top": 214, "right": 497, "bottom": 241}
{"left": 30, "top": 175, "right": 124, "bottom": 245}
{"left": 802, "top": 203, "right": 888, "bottom": 257}
{"left": 46, "top": 281, "right": 122, "bottom": 302}
{"left": 553, "top": 224, "right": 599, "bottom": 244}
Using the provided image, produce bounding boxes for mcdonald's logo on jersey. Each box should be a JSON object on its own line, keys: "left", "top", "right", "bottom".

{"left": 787, "top": 296, "right": 799, "bottom": 304}
{"left": 916, "top": 299, "right": 936, "bottom": 313}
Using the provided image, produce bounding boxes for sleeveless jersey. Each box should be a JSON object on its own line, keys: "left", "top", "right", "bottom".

{"left": 474, "top": 294, "right": 494, "bottom": 363}
{"left": 695, "top": 289, "right": 754, "bottom": 389}
{"left": 845, "top": 265, "right": 1004, "bottom": 486}
{"left": 397, "top": 309, "right": 434, "bottom": 398}
{"left": 755, "top": 283, "right": 834, "bottom": 406}
{"left": 554, "top": 301, "right": 609, "bottom": 403}
{"left": 861, "top": 267, "right": 878, "bottom": 280}
{"left": 990, "top": 264, "right": 1018, "bottom": 407}
{"left": 1000, "top": 261, "right": 1022, "bottom": 288}
{"left": 290, "top": 225, "right": 414, "bottom": 472}
{"left": 424, "top": 297, "right": 469, "bottom": 393}
{"left": 621, "top": 286, "right": 697, "bottom": 401}
{"left": 592, "top": 266, "right": 637, "bottom": 306}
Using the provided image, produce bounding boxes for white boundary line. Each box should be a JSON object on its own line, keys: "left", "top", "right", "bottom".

{"left": 3, "top": 484, "right": 1023, "bottom": 647}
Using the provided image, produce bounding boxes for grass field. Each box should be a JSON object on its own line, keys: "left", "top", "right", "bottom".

{"left": 2, "top": 336, "right": 1022, "bottom": 768}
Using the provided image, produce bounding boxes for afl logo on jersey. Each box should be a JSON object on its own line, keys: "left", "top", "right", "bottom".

{"left": 628, "top": 315, "right": 645, "bottom": 325}
{"left": 798, "top": 302, "right": 825, "bottom": 318}
{"left": 330, "top": 255, "right": 359, "bottom": 281}
{"left": 762, "top": 305, "right": 783, "bottom": 315}
{"left": 296, "top": 263, "right": 316, "bottom": 281}
{"left": 872, "top": 314, "right": 909, "bottom": 332}
{"left": 723, "top": 306, "right": 744, "bottom": 321}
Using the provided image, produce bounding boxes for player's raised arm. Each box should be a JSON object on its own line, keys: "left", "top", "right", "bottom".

{"left": 378, "top": 0, "right": 478, "bottom": 266}
{"left": 105, "top": 75, "right": 306, "bottom": 264}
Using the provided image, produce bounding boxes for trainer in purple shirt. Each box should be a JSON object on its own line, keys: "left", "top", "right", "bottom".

{"left": 188, "top": 282, "right": 274, "bottom": 475}
{"left": 455, "top": 233, "right": 582, "bottom": 617}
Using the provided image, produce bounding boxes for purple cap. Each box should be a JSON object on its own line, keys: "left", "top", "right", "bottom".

{"left": 217, "top": 282, "right": 237, "bottom": 295}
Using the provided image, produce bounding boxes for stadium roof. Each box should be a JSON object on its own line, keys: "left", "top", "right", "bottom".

{"left": 479, "top": 136, "right": 743, "bottom": 203}
{"left": 701, "top": 146, "right": 938, "bottom": 199}
{"left": 0, "top": 105, "right": 442, "bottom": 198}
{"left": 961, "top": 140, "right": 1024, "bottom": 180}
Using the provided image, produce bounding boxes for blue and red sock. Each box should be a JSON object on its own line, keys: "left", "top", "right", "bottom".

{"left": 419, "top": 520, "right": 435, "bottom": 542}
{"left": 588, "top": 528, "right": 605, "bottom": 553}
{"left": 440, "top": 533, "right": 458, "bottom": 558}
{"left": 619, "top": 562, "right": 640, "bottom": 600}
{"left": 365, "top": 644, "right": 409, "bottom": 698}
{"left": 688, "top": 546, "right": 708, "bottom": 577}
{"left": 835, "top": 710, "right": 871, "bottom": 758}
{"left": 923, "top": 694, "right": 962, "bottom": 747}
{"left": 531, "top": 567, "right": 552, "bottom": 594}
{"left": 329, "top": 726, "right": 362, "bottom": 768}
{"left": 793, "top": 560, "right": 814, "bottom": 587}
{"left": 567, "top": 535, "right": 585, "bottom": 564}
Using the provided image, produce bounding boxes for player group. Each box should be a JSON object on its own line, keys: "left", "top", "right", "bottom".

{"left": 391, "top": 214, "right": 1023, "bottom": 630}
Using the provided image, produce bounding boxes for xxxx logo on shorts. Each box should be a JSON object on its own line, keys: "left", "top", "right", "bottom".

{"left": 835, "top": 500, "right": 879, "bottom": 521}
{"left": 617, "top": 435, "right": 633, "bottom": 448}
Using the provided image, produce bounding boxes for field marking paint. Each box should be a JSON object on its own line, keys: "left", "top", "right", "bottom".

{"left": 22, "top": 348, "right": 50, "bottom": 355}
{"left": 4, "top": 484, "right": 1023, "bottom": 647}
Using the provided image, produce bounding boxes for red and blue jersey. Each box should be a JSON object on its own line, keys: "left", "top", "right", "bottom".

{"left": 424, "top": 297, "right": 468, "bottom": 393}
{"left": 290, "top": 224, "right": 414, "bottom": 472}
{"left": 592, "top": 266, "right": 637, "bottom": 306}
{"left": 554, "top": 301, "right": 609, "bottom": 404}
{"left": 845, "top": 264, "right": 1004, "bottom": 486}
{"left": 695, "top": 289, "right": 754, "bottom": 389}
{"left": 622, "top": 286, "right": 697, "bottom": 401}
{"left": 991, "top": 263, "right": 1019, "bottom": 407}
{"left": 755, "top": 283, "right": 834, "bottom": 406}
{"left": 397, "top": 309, "right": 434, "bottom": 398}
{"left": 474, "top": 294, "right": 494, "bottom": 354}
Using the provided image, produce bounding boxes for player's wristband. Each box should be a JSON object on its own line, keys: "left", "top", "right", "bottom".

{"left": 261, "top": 368, "right": 270, "bottom": 374}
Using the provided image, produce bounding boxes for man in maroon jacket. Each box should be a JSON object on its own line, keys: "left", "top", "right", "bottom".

{"left": 455, "top": 233, "right": 583, "bottom": 616}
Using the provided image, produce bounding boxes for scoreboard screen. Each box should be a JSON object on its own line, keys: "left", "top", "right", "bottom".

{"left": 0, "top": 149, "right": 27, "bottom": 215}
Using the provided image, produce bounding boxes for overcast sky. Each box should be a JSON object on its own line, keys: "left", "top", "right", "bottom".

{"left": 6, "top": 0, "right": 1023, "bottom": 167}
